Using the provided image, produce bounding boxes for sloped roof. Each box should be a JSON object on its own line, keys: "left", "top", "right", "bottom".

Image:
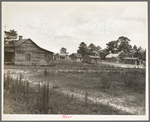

{"left": 73, "top": 53, "right": 82, "bottom": 58}
{"left": 88, "top": 55, "right": 100, "bottom": 59}
{"left": 15, "top": 39, "right": 29, "bottom": 47}
{"left": 105, "top": 52, "right": 121, "bottom": 58}
{"left": 5, "top": 38, "right": 53, "bottom": 53}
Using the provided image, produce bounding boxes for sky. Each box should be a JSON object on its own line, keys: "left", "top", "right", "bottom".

{"left": 2, "top": 2, "right": 147, "bottom": 54}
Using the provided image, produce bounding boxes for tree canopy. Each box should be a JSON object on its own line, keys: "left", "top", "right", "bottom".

{"left": 4, "top": 29, "right": 18, "bottom": 41}
{"left": 77, "top": 42, "right": 88, "bottom": 56}
{"left": 60, "top": 47, "right": 68, "bottom": 54}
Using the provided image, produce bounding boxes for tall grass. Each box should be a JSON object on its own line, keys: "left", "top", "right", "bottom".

{"left": 98, "top": 72, "right": 111, "bottom": 90}
{"left": 4, "top": 71, "right": 51, "bottom": 114}
{"left": 121, "top": 69, "right": 145, "bottom": 93}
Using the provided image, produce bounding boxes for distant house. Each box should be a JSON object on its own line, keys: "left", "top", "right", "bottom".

{"left": 83, "top": 53, "right": 100, "bottom": 65}
{"left": 105, "top": 52, "right": 125, "bottom": 63}
{"left": 122, "top": 57, "right": 142, "bottom": 65}
{"left": 54, "top": 53, "right": 68, "bottom": 60}
{"left": 69, "top": 53, "right": 82, "bottom": 62}
{"left": 4, "top": 37, "right": 53, "bottom": 65}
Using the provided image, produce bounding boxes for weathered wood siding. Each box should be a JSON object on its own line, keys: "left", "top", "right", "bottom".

{"left": 15, "top": 40, "right": 53, "bottom": 65}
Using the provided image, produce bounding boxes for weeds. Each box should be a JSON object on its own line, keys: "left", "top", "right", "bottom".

{"left": 121, "top": 70, "right": 145, "bottom": 93}
{"left": 100, "top": 72, "right": 111, "bottom": 89}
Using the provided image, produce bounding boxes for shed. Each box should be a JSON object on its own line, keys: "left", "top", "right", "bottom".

{"left": 4, "top": 38, "right": 53, "bottom": 65}
{"left": 54, "top": 53, "right": 68, "bottom": 60}
{"left": 83, "top": 54, "right": 100, "bottom": 65}
{"left": 122, "top": 57, "right": 142, "bottom": 65}
{"left": 69, "top": 53, "right": 82, "bottom": 62}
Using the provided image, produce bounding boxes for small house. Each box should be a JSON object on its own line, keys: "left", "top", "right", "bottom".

{"left": 69, "top": 53, "right": 82, "bottom": 62}
{"left": 4, "top": 38, "right": 53, "bottom": 65}
{"left": 122, "top": 57, "right": 142, "bottom": 65}
{"left": 54, "top": 53, "right": 68, "bottom": 60}
{"left": 83, "top": 53, "right": 100, "bottom": 65}
{"left": 105, "top": 52, "right": 125, "bottom": 63}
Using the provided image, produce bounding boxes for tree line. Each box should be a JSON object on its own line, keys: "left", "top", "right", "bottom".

{"left": 4, "top": 30, "right": 146, "bottom": 61}
{"left": 76, "top": 36, "right": 146, "bottom": 61}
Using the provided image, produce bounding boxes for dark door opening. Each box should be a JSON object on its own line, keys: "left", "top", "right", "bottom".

{"left": 4, "top": 52, "right": 14, "bottom": 64}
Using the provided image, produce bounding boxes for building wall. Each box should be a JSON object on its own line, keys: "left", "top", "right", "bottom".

{"left": 109, "top": 57, "right": 118, "bottom": 62}
{"left": 83, "top": 54, "right": 91, "bottom": 63}
{"left": 105, "top": 58, "right": 110, "bottom": 62}
{"left": 14, "top": 40, "right": 53, "bottom": 65}
{"left": 70, "top": 55, "right": 76, "bottom": 60}
{"left": 123, "top": 59, "right": 138, "bottom": 65}
{"left": 105, "top": 57, "right": 118, "bottom": 62}
{"left": 70, "top": 55, "right": 82, "bottom": 62}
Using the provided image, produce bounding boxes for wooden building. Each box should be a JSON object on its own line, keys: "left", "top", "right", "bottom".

{"left": 4, "top": 38, "right": 53, "bottom": 65}
{"left": 105, "top": 52, "right": 125, "bottom": 63}
{"left": 69, "top": 53, "right": 82, "bottom": 62}
{"left": 83, "top": 54, "right": 100, "bottom": 66}
{"left": 122, "top": 57, "right": 142, "bottom": 65}
{"left": 54, "top": 53, "right": 68, "bottom": 60}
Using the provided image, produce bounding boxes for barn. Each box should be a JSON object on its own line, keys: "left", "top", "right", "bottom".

{"left": 83, "top": 54, "right": 100, "bottom": 66}
{"left": 4, "top": 38, "right": 53, "bottom": 65}
{"left": 69, "top": 53, "right": 82, "bottom": 62}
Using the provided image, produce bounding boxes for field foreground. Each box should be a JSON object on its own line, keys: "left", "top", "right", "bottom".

{"left": 4, "top": 64, "right": 146, "bottom": 115}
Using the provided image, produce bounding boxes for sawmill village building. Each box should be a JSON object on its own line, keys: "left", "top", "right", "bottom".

{"left": 83, "top": 52, "right": 100, "bottom": 66}
{"left": 4, "top": 36, "right": 53, "bottom": 65}
{"left": 54, "top": 53, "right": 68, "bottom": 60}
{"left": 69, "top": 53, "right": 83, "bottom": 62}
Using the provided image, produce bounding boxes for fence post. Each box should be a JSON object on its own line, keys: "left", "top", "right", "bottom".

{"left": 67, "top": 94, "right": 68, "bottom": 101}
{"left": 37, "top": 83, "right": 40, "bottom": 107}
{"left": 26, "top": 80, "right": 29, "bottom": 103}
{"left": 4, "top": 73, "right": 6, "bottom": 89}
{"left": 85, "top": 91, "right": 88, "bottom": 106}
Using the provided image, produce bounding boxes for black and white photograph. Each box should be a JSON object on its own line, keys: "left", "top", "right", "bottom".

{"left": 2, "top": 2, "right": 148, "bottom": 121}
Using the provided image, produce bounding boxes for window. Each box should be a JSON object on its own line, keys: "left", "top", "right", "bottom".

{"left": 26, "top": 53, "right": 31, "bottom": 60}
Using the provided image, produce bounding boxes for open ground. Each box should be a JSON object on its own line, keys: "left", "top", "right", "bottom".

{"left": 3, "top": 61, "right": 146, "bottom": 115}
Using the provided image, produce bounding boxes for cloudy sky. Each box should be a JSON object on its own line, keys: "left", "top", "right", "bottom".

{"left": 2, "top": 2, "right": 147, "bottom": 54}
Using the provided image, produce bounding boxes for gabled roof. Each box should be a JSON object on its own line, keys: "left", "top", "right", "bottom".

{"left": 105, "top": 52, "right": 121, "bottom": 58}
{"left": 72, "top": 53, "right": 82, "bottom": 58}
{"left": 5, "top": 38, "right": 53, "bottom": 53}
{"left": 15, "top": 39, "right": 29, "bottom": 47}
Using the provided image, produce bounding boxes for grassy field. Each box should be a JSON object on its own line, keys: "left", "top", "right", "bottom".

{"left": 3, "top": 62, "right": 146, "bottom": 115}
